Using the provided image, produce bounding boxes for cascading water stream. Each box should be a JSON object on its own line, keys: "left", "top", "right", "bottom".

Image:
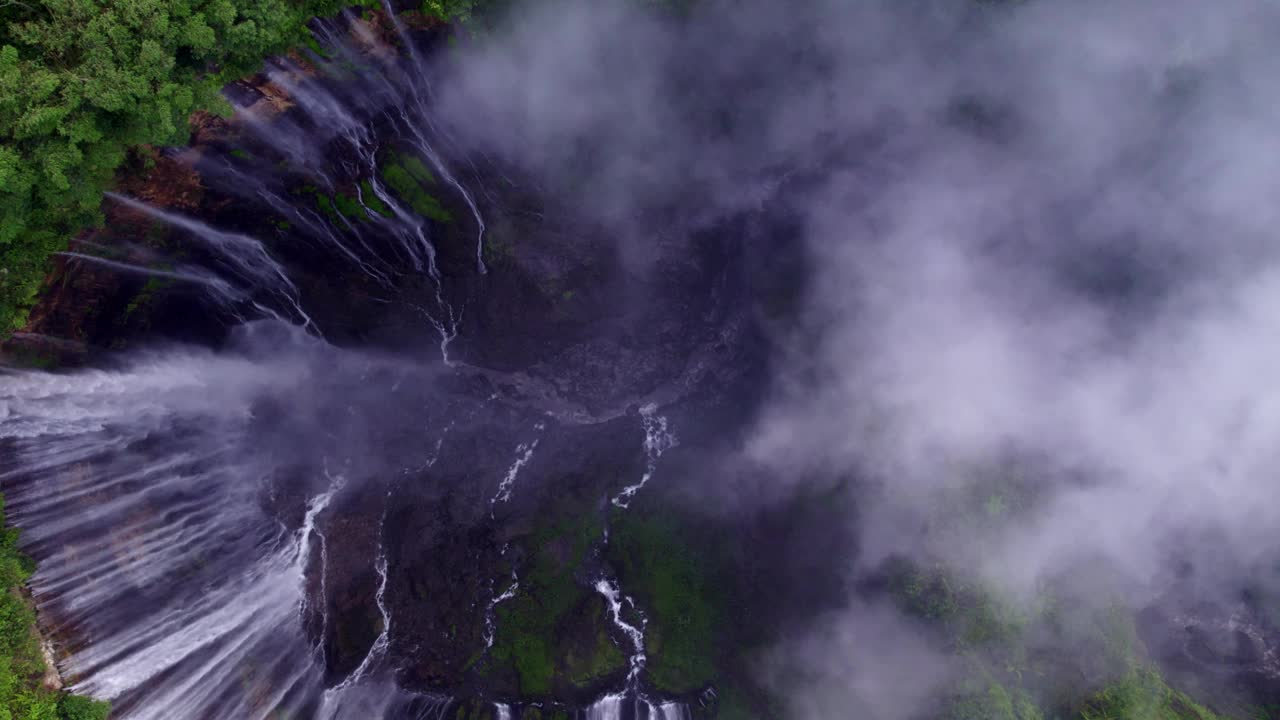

{"left": 595, "top": 578, "right": 649, "bottom": 688}
{"left": 584, "top": 694, "right": 692, "bottom": 720}
{"left": 490, "top": 423, "right": 545, "bottom": 511}
{"left": 308, "top": 470, "right": 347, "bottom": 669}
{"left": 319, "top": 480, "right": 396, "bottom": 716}
{"left": 55, "top": 253, "right": 241, "bottom": 303}
{"left": 216, "top": 28, "right": 482, "bottom": 360}
{"left": 379, "top": 0, "right": 489, "bottom": 275}
{"left": 612, "top": 404, "right": 678, "bottom": 509}
{"left": 103, "top": 193, "right": 316, "bottom": 331}
{"left": 58, "top": 11, "right": 487, "bottom": 367}
{"left": 483, "top": 541, "right": 520, "bottom": 650}
{"left": 258, "top": 59, "right": 441, "bottom": 279}
{"left": 583, "top": 406, "right": 691, "bottom": 720}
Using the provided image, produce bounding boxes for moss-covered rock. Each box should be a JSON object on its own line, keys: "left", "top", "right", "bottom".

{"left": 359, "top": 180, "right": 394, "bottom": 217}
{"left": 485, "top": 514, "right": 626, "bottom": 698}
{"left": 450, "top": 697, "right": 495, "bottom": 720}
{"left": 1076, "top": 667, "right": 1228, "bottom": 720}
{"left": 380, "top": 152, "right": 453, "bottom": 223}
{"left": 947, "top": 677, "right": 1045, "bottom": 720}
{"left": 607, "top": 510, "right": 720, "bottom": 695}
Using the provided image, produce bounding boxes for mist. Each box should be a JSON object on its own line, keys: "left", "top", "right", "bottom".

{"left": 432, "top": 0, "right": 1280, "bottom": 715}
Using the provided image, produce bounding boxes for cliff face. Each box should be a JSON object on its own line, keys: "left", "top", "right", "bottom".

{"left": 0, "top": 10, "right": 411, "bottom": 369}
{"left": 0, "top": 11, "right": 823, "bottom": 718}
{"left": 2, "top": 151, "right": 213, "bottom": 369}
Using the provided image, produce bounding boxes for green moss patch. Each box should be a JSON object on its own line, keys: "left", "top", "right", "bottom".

{"left": 332, "top": 192, "right": 364, "bottom": 219}
{"left": 359, "top": 181, "right": 394, "bottom": 218}
{"left": 399, "top": 154, "right": 439, "bottom": 186}
{"left": 123, "top": 275, "right": 174, "bottom": 320}
{"left": 380, "top": 155, "right": 453, "bottom": 223}
{"left": 486, "top": 515, "right": 624, "bottom": 697}
{"left": 1077, "top": 667, "right": 1228, "bottom": 720}
{"left": 297, "top": 185, "right": 370, "bottom": 223}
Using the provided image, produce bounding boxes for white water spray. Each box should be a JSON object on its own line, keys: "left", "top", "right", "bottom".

{"left": 483, "top": 567, "right": 520, "bottom": 649}
{"left": 491, "top": 439, "right": 539, "bottom": 509}
{"left": 301, "top": 469, "right": 347, "bottom": 668}
{"left": 57, "top": 252, "right": 240, "bottom": 302}
{"left": 612, "top": 404, "right": 678, "bottom": 508}
{"left": 594, "top": 577, "right": 648, "bottom": 688}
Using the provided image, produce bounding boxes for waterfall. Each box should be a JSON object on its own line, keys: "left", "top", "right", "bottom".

{"left": 656, "top": 702, "right": 692, "bottom": 720}
{"left": 589, "top": 579, "right": 695, "bottom": 718}
{"left": 56, "top": 252, "right": 241, "bottom": 304}
{"left": 56, "top": 10, "right": 495, "bottom": 365}
{"left": 584, "top": 694, "right": 691, "bottom": 720}
{"left": 598, "top": 406, "right": 673, "bottom": 690}
{"left": 0, "top": 328, "right": 476, "bottom": 719}
{"left": 302, "top": 468, "right": 347, "bottom": 669}
{"left": 380, "top": 0, "right": 490, "bottom": 275}
{"left": 103, "top": 193, "right": 316, "bottom": 331}
{"left": 586, "top": 693, "right": 626, "bottom": 720}
{"left": 0, "top": 340, "right": 332, "bottom": 719}
{"left": 212, "top": 31, "right": 488, "bottom": 360}
{"left": 594, "top": 578, "right": 648, "bottom": 688}
{"left": 586, "top": 405, "right": 691, "bottom": 720}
